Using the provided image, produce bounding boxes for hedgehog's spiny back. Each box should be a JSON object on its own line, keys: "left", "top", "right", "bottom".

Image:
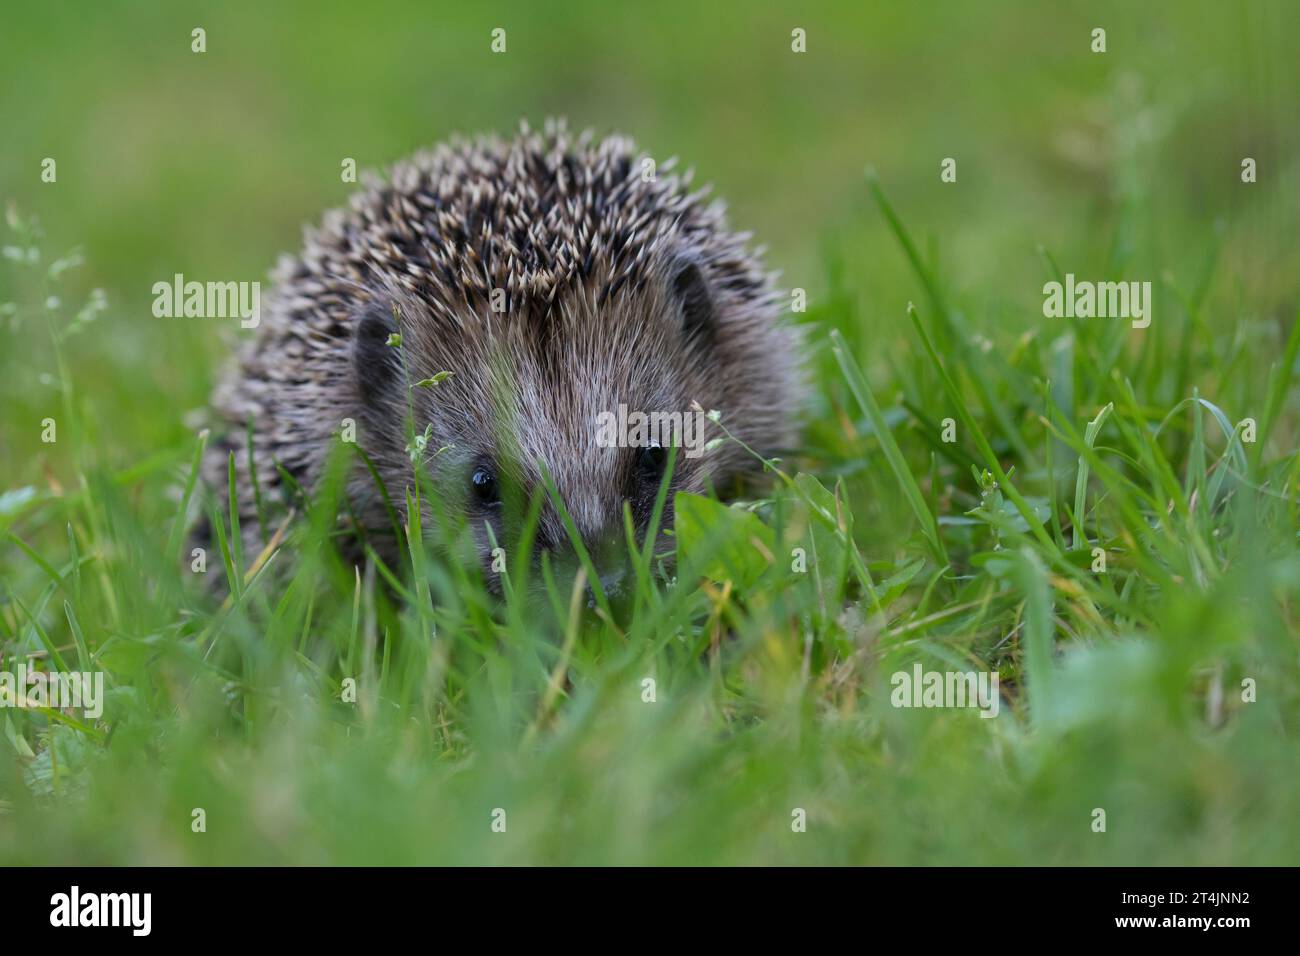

{"left": 292, "top": 119, "right": 774, "bottom": 326}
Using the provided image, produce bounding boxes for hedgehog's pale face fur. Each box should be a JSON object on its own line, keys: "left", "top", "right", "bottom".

{"left": 208, "top": 120, "right": 803, "bottom": 591}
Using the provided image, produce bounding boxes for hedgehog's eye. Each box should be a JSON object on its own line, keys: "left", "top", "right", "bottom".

{"left": 638, "top": 440, "right": 667, "bottom": 479}
{"left": 471, "top": 465, "right": 499, "bottom": 505}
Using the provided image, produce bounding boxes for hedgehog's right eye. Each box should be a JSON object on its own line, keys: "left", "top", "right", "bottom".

{"left": 471, "top": 465, "right": 499, "bottom": 505}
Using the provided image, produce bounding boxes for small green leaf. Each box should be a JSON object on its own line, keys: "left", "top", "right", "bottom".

{"left": 413, "top": 371, "right": 453, "bottom": 388}
{"left": 405, "top": 423, "right": 433, "bottom": 463}
{"left": 674, "top": 492, "right": 774, "bottom": 590}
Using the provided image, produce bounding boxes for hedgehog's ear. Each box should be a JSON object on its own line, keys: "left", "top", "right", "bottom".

{"left": 353, "top": 300, "right": 403, "bottom": 405}
{"left": 670, "top": 256, "right": 715, "bottom": 348}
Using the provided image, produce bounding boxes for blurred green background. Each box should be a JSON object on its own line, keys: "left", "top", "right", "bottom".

{"left": 2, "top": 0, "right": 1298, "bottom": 462}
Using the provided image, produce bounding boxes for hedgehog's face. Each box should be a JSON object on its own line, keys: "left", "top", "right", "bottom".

{"left": 351, "top": 253, "right": 770, "bottom": 596}
{"left": 452, "top": 426, "right": 684, "bottom": 600}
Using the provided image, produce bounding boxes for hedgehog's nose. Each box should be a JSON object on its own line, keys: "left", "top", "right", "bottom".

{"left": 586, "top": 568, "right": 626, "bottom": 608}
{"left": 599, "top": 568, "right": 626, "bottom": 598}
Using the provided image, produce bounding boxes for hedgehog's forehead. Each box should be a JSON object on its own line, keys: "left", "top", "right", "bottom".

{"left": 416, "top": 280, "right": 682, "bottom": 380}
{"left": 431, "top": 300, "right": 683, "bottom": 476}
{"left": 488, "top": 312, "right": 681, "bottom": 447}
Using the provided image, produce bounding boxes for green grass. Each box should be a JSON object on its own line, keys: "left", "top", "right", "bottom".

{"left": 2, "top": 0, "right": 1299, "bottom": 865}
{"left": 3, "top": 175, "right": 1298, "bottom": 863}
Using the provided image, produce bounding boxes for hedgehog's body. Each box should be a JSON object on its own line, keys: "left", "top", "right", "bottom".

{"left": 203, "top": 121, "right": 802, "bottom": 588}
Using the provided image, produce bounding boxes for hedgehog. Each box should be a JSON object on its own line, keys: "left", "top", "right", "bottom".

{"left": 199, "top": 119, "right": 804, "bottom": 595}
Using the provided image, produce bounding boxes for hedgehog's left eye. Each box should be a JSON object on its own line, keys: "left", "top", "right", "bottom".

{"left": 638, "top": 440, "right": 667, "bottom": 480}
{"left": 471, "top": 465, "right": 499, "bottom": 505}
